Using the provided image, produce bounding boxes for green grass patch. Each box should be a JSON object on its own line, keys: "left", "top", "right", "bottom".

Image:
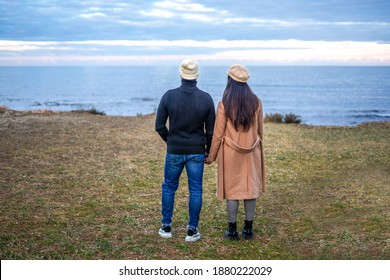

{"left": 0, "top": 110, "right": 389, "bottom": 259}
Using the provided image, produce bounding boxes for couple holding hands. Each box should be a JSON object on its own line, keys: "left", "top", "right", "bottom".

{"left": 155, "top": 58, "right": 265, "bottom": 242}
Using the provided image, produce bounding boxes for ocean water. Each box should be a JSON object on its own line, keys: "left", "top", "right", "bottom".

{"left": 0, "top": 66, "right": 389, "bottom": 126}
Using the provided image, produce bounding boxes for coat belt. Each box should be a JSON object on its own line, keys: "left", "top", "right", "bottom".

{"left": 223, "top": 136, "right": 260, "bottom": 153}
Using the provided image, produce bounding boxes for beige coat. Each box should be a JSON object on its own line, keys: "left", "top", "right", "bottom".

{"left": 208, "top": 101, "right": 265, "bottom": 201}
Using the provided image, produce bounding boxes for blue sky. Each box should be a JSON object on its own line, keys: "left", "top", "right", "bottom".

{"left": 0, "top": 0, "right": 389, "bottom": 65}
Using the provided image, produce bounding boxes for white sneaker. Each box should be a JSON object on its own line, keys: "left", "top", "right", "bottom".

{"left": 159, "top": 225, "right": 172, "bottom": 238}
{"left": 185, "top": 227, "right": 201, "bottom": 242}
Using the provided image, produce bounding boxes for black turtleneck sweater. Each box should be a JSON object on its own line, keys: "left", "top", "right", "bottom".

{"left": 155, "top": 79, "right": 215, "bottom": 154}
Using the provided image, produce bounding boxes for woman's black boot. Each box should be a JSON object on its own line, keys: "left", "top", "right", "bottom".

{"left": 242, "top": 220, "right": 253, "bottom": 240}
{"left": 224, "top": 222, "right": 239, "bottom": 241}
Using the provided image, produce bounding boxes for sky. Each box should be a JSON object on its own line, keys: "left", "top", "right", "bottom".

{"left": 0, "top": 0, "right": 389, "bottom": 66}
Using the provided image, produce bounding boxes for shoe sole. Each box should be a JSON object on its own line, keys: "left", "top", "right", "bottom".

{"left": 185, "top": 234, "right": 201, "bottom": 242}
{"left": 159, "top": 229, "right": 172, "bottom": 238}
{"left": 242, "top": 234, "right": 253, "bottom": 240}
{"left": 225, "top": 235, "right": 240, "bottom": 241}
{"left": 224, "top": 232, "right": 240, "bottom": 241}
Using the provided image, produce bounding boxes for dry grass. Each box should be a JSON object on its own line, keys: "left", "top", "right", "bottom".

{"left": 0, "top": 109, "right": 389, "bottom": 260}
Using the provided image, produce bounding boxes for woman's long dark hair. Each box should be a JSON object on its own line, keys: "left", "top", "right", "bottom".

{"left": 222, "top": 76, "right": 259, "bottom": 132}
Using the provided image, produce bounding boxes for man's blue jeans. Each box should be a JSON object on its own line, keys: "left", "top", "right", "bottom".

{"left": 161, "top": 153, "right": 205, "bottom": 229}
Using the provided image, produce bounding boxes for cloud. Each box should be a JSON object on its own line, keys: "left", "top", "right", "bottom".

{"left": 79, "top": 12, "right": 107, "bottom": 19}
{"left": 1, "top": 0, "right": 390, "bottom": 59}
{"left": 0, "top": 41, "right": 74, "bottom": 52}
{"left": 1, "top": 39, "right": 389, "bottom": 65}
{"left": 223, "top": 17, "right": 299, "bottom": 27}
{"left": 153, "top": 0, "right": 219, "bottom": 13}
{"left": 140, "top": 9, "right": 175, "bottom": 18}
{"left": 140, "top": 0, "right": 228, "bottom": 23}
{"left": 138, "top": 0, "right": 390, "bottom": 28}
{"left": 1, "top": 0, "right": 389, "bottom": 42}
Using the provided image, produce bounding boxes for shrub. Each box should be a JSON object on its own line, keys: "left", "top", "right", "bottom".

{"left": 284, "top": 113, "right": 302, "bottom": 124}
{"left": 0, "top": 106, "right": 8, "bottom": 114}
{"left": 72, "top": 106, "right": 106, "bottom": 115}
{"left": 88, "top": 107, "right": 106, "bottom": 115}
{"left": 265, "top": 112, "right": 284, "bottom": 123}
{"left": 265, "top": 112, "right": 302, "bottom": 124}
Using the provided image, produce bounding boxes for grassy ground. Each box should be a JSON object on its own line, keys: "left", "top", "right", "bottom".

{"left": 0, "top": 109, "right": 389, "bottom": 260}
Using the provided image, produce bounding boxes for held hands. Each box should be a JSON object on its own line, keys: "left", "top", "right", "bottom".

{"left": 204, "top": 153, "right": 213, "bottom": 165}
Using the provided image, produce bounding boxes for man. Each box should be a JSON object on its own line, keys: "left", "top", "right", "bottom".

{"left": 155, "top": 58, "right": 215, "bottom": 242}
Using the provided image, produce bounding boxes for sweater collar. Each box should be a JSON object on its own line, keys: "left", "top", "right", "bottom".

{"left": 181, "top": 79, "right": 197, "bottom": 88}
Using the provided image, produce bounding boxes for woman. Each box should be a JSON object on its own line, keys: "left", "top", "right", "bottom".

{"left": 206, "top": 64, "right": 265, "bottom": 240}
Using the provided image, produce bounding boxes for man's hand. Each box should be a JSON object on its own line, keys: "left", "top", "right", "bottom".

{"left": 204, "top": 153, "right": 212, "bottom": 164}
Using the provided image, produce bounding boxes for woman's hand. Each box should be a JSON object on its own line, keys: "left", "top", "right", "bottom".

{"left": 204, "top": 153, "right": 212, "bottom": 164}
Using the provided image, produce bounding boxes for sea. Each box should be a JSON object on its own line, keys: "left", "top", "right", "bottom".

{"left": 0, "top": 66, "right": 389, "bottom": 126}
